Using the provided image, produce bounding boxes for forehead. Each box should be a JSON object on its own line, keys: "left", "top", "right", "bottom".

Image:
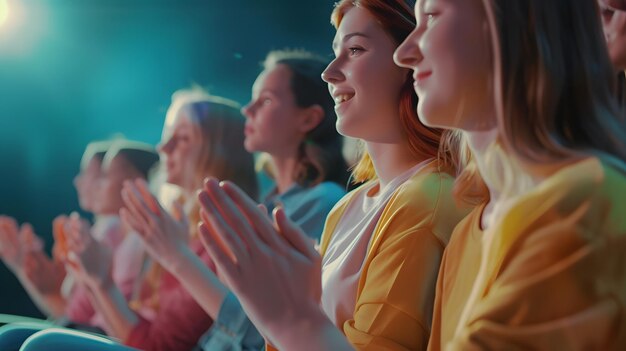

{"left": 163, "top": 108, "right": 197, "bottom": 141}
{"left": 333, "top": 6, "right": 381, "bottom": 46}
{"left": 252, "top": 64, "right": 293, "bottom": 95}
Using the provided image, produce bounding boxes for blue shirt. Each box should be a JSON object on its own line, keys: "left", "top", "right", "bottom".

{"left": 262, "top": 181, "right": 347, "bottom": 241}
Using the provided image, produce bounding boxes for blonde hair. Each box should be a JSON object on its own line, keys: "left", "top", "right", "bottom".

{"left": 165, "top": 88, "right": 258, "bottom": 200}
{"left": 131, "top": 88, "right": 258, "bottom": 313}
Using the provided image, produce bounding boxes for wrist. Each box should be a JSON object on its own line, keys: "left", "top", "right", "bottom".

{"left": 90, "top": 270, "right": 115, "bottom": 291}
{"left": 167, "top": 245, "right": 195, "bottom": 275}
{"left": 269, "top": 303, "right": 336, "bottom": 349}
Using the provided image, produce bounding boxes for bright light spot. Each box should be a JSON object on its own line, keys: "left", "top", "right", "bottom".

{"left": 0, "top": 0, "right": 8, "bottom": 27}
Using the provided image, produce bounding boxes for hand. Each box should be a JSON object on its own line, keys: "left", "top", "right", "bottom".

{"left": 52, "top": 215, "right": 70, "bottom": 262}
{"left": 120, "top": 178, "right": 191, "bottom": 272}
{"left": 0, "top": 216, "right": 43, "bottom": 274}
{"left": 197, "top": 178, "right": 323, "bottom": 344}
{"left": 23, "top": 250, "right": 66, "bottom": 295}
{"left": 65, "top": 213, "right": 114, "bottom": 289}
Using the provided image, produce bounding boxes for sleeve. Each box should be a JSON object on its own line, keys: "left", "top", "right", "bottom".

{"left": 124, "top": 250, "right": 215, "bottom": 351}
{"left": 448, "top": 206, "right": 624, "bottom": 351}
{"left": 197, "top": 292, "right": 265, "bottom": 351}
{"left": 344, "top": 226, "right": 445, "bottom": 351}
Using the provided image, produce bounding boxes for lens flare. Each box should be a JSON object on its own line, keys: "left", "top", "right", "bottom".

{"left": 0, "top": 0, "right": 8, "bottom": 27}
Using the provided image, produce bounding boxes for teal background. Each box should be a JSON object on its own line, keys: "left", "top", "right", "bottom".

{"left": 0, "top": 0, "right": 335, "bottom": 317}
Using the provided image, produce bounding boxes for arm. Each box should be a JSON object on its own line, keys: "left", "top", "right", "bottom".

{"left": 121, "top": 179, "right": 260, "bottom": 349}
{"left": 345, "top": 227, "right": 444, "bottom": 350}
{"left": 0, "top": 217, "right": 67, "bottom": 318}
{"left": 20, "top": 251, "right": 68, "bottom": 318}
{"left": 64, "top": 214, "right": 140, "bottom": 340}
{"left": 198, "top": 178, "right": 355, "bottom": 351}
{"left": 119, "top": 179, "right": 228, "bottom": 320}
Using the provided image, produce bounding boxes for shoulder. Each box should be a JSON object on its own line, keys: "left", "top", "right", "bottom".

{"left": 503, "top": 157, "right": 626, "bottom": 238}
{"left": 301, "top": 181, "right": 347, "bottom": 204}
{"left": 382, "top": 165, "right": 472, "bottom": 244}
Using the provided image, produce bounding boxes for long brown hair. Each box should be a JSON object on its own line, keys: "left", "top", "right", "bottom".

{"left": 484, "top": 0, "right": 626, "bottom": 164}
{"left": 261, "top": 50, "right": 350, "bottom": 188}
{"left": 131, "top": 89, "right": 258, "bottom": 313}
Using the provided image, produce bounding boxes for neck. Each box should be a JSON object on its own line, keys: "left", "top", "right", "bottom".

{"left": 365, "top": 140, "right": 423, "bottom": 190}
{"left": 465, "top": 128, "right": 546, "bottom": 230}
{"left": 270, "top": 153, "right": 300, "bottom": 194}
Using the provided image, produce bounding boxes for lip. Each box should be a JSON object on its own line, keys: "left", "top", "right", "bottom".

{"left": 333, "top": 92, "right": 355, "bottom": 118}
{"left": 330, "top": 88, "right": 355, "bottom": 104}
{"left": 413, "top": 71, "right": 432, "bottom": 83}
{"left": 244, "top": 125, "right": 254, "bottom": 136}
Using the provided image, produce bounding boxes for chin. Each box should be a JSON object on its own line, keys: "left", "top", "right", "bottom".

{"left": 335, "top": 119, "right": 359, "bottom": 139}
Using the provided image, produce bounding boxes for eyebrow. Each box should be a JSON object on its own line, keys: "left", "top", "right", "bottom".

{"left": 332, "top": 32, "right": 370, "bottom": 50}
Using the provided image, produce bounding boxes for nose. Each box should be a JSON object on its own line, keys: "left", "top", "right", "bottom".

{"left": 393, "top": 28, "right": 424, "bottom": 70}
{"left": 73, "top": 174, "right": 82, "bottom": 188}
{"left": 241, "top": 102, "right": 254, "bottom": 119}
{"left": 321, "top": 58, "right": 345, "bottom": 84}
{"left": 158, "top": 137, "right": 174, "bottom": 154}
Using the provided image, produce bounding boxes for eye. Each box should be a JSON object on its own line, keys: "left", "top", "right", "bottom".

{"left": 349, "top": 47, "right": 364, "bottom": 56}
{"left": 262, "top": 97, "right": 272, "bottom": 105}
{"left": 424, "top": 13, "right": 436, "bottom": 22}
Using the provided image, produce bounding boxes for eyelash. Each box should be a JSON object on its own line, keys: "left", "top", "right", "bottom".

{"left": 348, "top": 47, "right": 364, "bottom": 56}
{"left": 424, "top": 13, "right": 436, "bottom": 21}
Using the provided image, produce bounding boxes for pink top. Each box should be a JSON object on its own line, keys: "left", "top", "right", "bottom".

{"left": 321, "top": 161, "right": 430, "bottom": 328}
{"left": 125, "top": 236, "right": 215, "bottom": 351}
{"left": 64, "top": 217, "right": 145, "bottom": 330}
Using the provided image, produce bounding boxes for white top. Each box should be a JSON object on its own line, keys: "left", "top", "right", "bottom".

{"left": 320, "top": 160, "right": 431, "bottom": 328}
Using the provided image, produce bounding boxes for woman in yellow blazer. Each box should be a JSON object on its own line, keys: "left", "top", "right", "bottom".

{"left": 196, "top": 0, "right": 471, "bottom": 350}
{"left": 394, "top": 0, "right": 626, "bottom": 349}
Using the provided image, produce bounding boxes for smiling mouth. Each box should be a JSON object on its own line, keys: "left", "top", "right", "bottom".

{"left": 415, "top": 71, "right": 432, "bottom": 82}
{"left": 333, "top": 93, "right": 355, "bottom": 105}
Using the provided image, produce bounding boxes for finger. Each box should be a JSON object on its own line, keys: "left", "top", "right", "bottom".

{"left": 122, "top": 183, "right": 157, "bottom": 229}
{"left": 172, "top": 198, "right": 188, "bottom": 229}
{"left": 257, "top": 204, "right": 270, "bottom": 219}
{"left": 52, "top": 216, "right": 68, "bottom": 255}
{"left": 119, "top": 208, "right": 145, "bottom": 236}
{"left": 134, "top": 178, "right": 162, "bottom": 216}
{"left": 273, "top": 207, "right": 318, "bottom": 260}
{"left": 66, "top": 251, "right": 83, "bottom": 274}
{"left": 20, "top": 223, "right": 43, "bottom": 252}
{"left": 219, "top": 180, "right": 291, "bottom": 253}
{"left": 2, "top": 217, "right": 20, "bottom": 251}
{"left": 67, "top": 214, "right": 90, "bottom": 252}
{"left": 202, "top": 179, "right": 262, "bottom": 248}
{"left": 198, "top": 222, "right": 239, "bottom": 284}
{"left": 198, "top": 191, "right": 248, "bottom": 259}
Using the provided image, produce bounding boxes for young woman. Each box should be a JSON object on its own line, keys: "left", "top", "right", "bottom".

{"left": 18, "top": 90, "right": 259, "bottom": 351}
{"left": 244, "top": 49, "right": 349, "bottom": 240}
{"left": 0, "top": 141, "right": 118, "bottom": 322}
{"left": 0, "top": 140, "right": 159, "bottom": 347}
{"left": 393, "top": 0, "right": 626, "bottom": 349}
{"left": 102, "top": 50, "right": 351, "bottom": 350}
{"left": 195, "top": 1, "right": 470, "bottom": 350}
